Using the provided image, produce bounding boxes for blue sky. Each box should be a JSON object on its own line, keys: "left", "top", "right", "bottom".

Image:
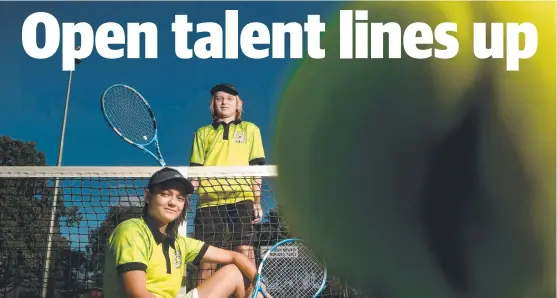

{"left": 0, "top": 1, "right": 341, "bottom": 167}
{"left": 0, "top": 1, "right": 342, "bottom": 248}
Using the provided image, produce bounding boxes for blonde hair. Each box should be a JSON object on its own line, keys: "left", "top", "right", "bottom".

{"left": 210, "top": 94, "right": 244, "bottom": 121}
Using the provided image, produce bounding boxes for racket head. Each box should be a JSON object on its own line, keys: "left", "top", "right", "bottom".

{"left": 100, "top": 84, "right": 158, "bottom": 147}
{"left": 254, "top": 238, "right": 327, "bottom": 298}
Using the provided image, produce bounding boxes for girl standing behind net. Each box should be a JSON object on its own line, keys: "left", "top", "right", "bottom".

{"left": 189, "top": 83, "right": 266, "bottom": 286}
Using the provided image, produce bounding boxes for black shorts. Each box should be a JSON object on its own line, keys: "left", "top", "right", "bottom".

{"left": 194, "top": 200, "right": 256, "bottom": 248}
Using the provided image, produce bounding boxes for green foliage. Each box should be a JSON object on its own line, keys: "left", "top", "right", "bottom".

{"left": 0, "top": 135, "right": 360, "bottom": 297}
{"left": 86, "top": 205, "right": 143, "bottom": 288}
{"left": 0, "top": 136, "right": 83, "bottom": 297}
{"left": 0, "top": 136, "right": 46, "bottom": 167}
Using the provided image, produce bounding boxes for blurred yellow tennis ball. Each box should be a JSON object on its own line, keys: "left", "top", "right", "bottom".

{"left": 275, "top": 2, "right": 555, "bottom": 298}
{"left": 468, "top": 3, "right": 556, "bottom": 298}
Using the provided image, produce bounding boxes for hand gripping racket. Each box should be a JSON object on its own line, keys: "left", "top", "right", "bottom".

{"left": 101, "top": 84, "right": 166, "bottom": 166}
{"left": 252, "top": 238, "right": 327, "bottom": 298}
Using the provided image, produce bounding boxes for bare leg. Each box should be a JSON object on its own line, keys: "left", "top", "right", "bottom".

{"left": 196, "top": 262, "right": 217, "bottom": 287}
{"left": 194, "top": 204, "right": 225, "bottom": 287}
{"left": 196, "top": 264, "right": 260, "bottom": 298}
{"left": 196, "top": 245, "right": 255, "bottom": 289}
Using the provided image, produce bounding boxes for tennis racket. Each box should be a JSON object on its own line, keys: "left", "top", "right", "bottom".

{"left": 252, "top": 238, "right": 327, "bottom": 298}
{"left": 100, "top": 84, "right": 166, "bottom": 166}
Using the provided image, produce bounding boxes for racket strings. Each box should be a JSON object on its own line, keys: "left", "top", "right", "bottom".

{"left": 103, "top": 86, "right": 156, "bottom": 145}
{"left": 260, "top": 242, "right": 326, "bottom": 297}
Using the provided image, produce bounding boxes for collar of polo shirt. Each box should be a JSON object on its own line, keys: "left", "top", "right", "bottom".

{"left": 212, "top": 119, "right": 242, "bottom": 129}
{"left": 143, "top": 216, "right": 176, "bottom": 248}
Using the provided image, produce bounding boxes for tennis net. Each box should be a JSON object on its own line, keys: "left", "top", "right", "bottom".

{"left": 0, "top": 166, "right": 361, "bottom": 298}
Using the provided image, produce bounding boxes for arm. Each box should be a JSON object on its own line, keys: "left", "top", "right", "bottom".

{"left": 248, "top": 125, "right": 266, "bottom": 219}
{"left": 120, "top": 271, "right": 158, "bottom": 298}
{"left": 251, "top": 177, "right": 263, "bottom": 224}
{"left": 253, "top": 178, "right": 262, "bottom": 204}
{"left": 201, "top": 245, "right": 258, "bottom": 282}
{"left": 189, "top": 131, "right": 205, "bottom": 191}
{"left": 107, "top": 223, "right": 155, "bottom": 298}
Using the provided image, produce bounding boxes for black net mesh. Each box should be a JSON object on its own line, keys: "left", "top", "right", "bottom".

{"left": 0, "top": 167, "right": 369, "bottom": 298}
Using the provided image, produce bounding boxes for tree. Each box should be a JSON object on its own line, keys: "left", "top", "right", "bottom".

{"left": 86, "top": 205, "right": 143, "bottom": 288}
{"left": 0, "top": 136, "right": 83, "bottom": 297}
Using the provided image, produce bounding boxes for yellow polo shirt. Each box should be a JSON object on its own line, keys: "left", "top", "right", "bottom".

{"left": 103, "top": 217, "right": 208, "bottom": 298}
{"left": 190, "top": 120, "right": 265, "bottom": 208}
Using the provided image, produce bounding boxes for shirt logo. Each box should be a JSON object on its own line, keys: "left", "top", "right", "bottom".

{"left": 174, "top": 250, "right": 182, "bottom": 268}
{"left": 233, "top": 131, "right": 246, "bottom": 143}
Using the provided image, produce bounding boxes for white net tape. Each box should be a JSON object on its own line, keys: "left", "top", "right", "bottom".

{"left": 0, "top": 165, "right": 362, "bottom": 298}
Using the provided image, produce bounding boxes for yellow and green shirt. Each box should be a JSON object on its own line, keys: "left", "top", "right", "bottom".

{"left": 103, "top": 217, "right": 209, "bottom": 298}
{"left": 190, "top": 120, "right": 265, "bottom": 208}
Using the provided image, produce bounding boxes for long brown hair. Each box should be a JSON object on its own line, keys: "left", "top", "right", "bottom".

{"left": 209, "top": 94, "right": 244, "bottom": 121}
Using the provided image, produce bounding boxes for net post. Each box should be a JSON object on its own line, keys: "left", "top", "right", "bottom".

{"left": 41, "top": 67, "right": 75, "bottom": 298}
